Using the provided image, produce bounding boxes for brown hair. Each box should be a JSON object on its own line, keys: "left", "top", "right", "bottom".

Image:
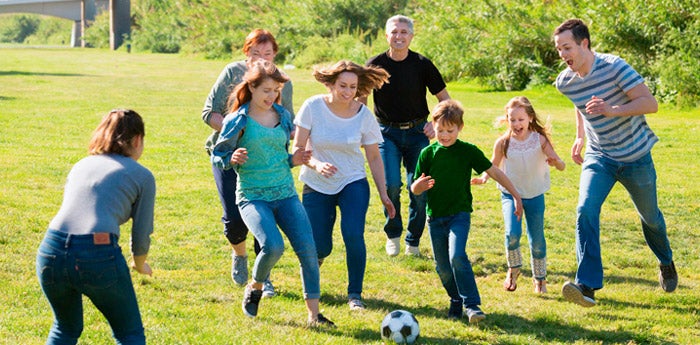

{"left": 499, "top": 96, "right": 552, "bottom": 158}
{"left": 313, "top": 60, "right": 389, "bottom": 98}
{"left": 88, "top": 109, "right": 144, "bottom": 156}
{"left": 242, "top": 29, "right": 278, "bottom": 55}
{"left": 554, "top": 18, "right": 591, "bottom": 48}
{"left": 431, "top": 99, "right": 464, "bottom": 127}
{"left": 227, "top": 60, "right": 289, "bottom": 112}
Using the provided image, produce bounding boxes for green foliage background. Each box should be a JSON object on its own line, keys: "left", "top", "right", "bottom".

{"left": 1, "top": 0, "right": 699, "bottom": 105}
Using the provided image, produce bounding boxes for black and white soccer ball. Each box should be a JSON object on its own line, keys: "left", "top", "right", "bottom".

{"left": 381, "top": 309, "right": 420, "bottom": 344}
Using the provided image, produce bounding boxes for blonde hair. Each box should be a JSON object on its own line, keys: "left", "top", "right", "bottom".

{"left": 498, "top": 96, "right": 552, "bottom": 158}
{"left": 313, "top": 60, "right": 389, "bottom": 98}
{"left": 88, "top": 109, "right": 144, "bottom": 156}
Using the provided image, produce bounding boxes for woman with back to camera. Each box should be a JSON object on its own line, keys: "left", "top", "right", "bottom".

{"left": 36, "top": 109, "right": 156, "bottom": 344}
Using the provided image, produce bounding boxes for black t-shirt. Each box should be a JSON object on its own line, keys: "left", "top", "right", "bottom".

{"left": 366, "top": 50, "right": 447, "bottom": 123}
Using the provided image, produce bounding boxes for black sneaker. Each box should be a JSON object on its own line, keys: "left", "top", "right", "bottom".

{"left": 308, "top": 313, "right": 336, "bottom": 328}
{"left": 465, "top": 305, "right": 486, "bottom": 324}
{"left": 659, "top": 261, "right": 678, "bottom": 292}
{"left": 242, "top": 285, "right": 263, "bottom": 318}
{"left": 561, "top": 281, "right": 596, "bottom": 307}
{"left": 448, "top": 299, "right": 463, "bottom": 319}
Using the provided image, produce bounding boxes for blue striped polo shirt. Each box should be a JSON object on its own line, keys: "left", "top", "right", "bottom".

{"left": 555, "top": 53, "right": 658, "bottom": 162}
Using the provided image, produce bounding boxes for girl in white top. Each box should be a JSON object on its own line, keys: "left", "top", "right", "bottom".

{"left": 293, "top": 60, "right": 396, "bottom": 310}
{"left": 472, "top": 96, "right": 565, "bottom": 294}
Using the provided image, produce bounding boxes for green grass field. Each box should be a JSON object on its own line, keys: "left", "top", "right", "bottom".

{"left": 1, "top": 47, "right": 699, "bottom": 344}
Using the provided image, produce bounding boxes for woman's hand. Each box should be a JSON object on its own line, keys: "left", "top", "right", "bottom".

{"left": 382, "top": 195, "right": 396, "bottom": 219}
{"left": 230, "top": 148, "right": 248, "bottom": 165}
{"left": 315, "top": 161, "right": 338, "bottom": 178}
{"left": 132, "top": 255, "right": 152, "bottom": 276}
{"left": 292, "top": 149, "right": 312, "bottom": 166}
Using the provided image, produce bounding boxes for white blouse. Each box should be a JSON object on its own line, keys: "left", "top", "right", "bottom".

{"left": 497, "top": 132, "right": 550, "bottom": 199}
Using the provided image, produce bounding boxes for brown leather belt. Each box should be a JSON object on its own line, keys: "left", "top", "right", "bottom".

{"left": 378, "top": 117, "right": 425, "bottom": 130}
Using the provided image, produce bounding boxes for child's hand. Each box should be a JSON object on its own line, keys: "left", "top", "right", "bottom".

{"left": 471, "top": 176, "right": 487, "bottom": 185}
{"left": 546, "top": 157, "right": 566, "bottom": 171}
{"left": 315, "top": 161, "right": 337, "bottom": 178}
{"left": 231, "top": 148, "right": 248, "bottom": 165}
{"left": 292, "top": 149, "right": 312, "bottom": 166}
{"left": 411, "top": 173, "right": 435, "bottom": 194}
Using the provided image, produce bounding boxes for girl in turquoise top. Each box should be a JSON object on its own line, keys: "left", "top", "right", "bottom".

{"left": 211, "top": 60, "right": 334, "bottom": 327}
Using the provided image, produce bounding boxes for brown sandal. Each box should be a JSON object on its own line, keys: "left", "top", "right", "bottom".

{"left": 503, "top": 268, "right": 520, "bottom": 291}
{"left": 533, "top": 279, "right": 547, "bottom": 294}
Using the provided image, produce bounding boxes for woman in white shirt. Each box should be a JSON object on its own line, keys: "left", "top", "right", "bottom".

{"left": 293, "top": 60, "right": 396, "bottom": 310}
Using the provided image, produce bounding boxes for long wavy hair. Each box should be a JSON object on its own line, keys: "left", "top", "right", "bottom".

{"left": 88, "top": 109, "right": 144, "bottom": 156}
{"left": 498, "top": 96, "right": 552, "bottom": 158}
{"left": 313, "top": 60, "right": 389, "bottom": 98}
{"left": 227, "top": 60, "right": 289, "bottom": 112}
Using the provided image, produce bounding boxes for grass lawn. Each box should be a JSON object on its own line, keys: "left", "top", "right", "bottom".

{"left": 1, "top": 47, "right": 699, "bottom": 344}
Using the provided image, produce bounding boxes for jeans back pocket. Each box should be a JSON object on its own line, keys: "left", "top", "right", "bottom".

{"left": 36, "top": 251, "right": 57, "bottom": 286}
{"left": 76, "top": 255, "right": 119, "bottom": 290}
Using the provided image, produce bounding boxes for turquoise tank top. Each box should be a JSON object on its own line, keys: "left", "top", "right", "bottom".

{"left": 235, "top": 117, "right": 296, "bottom": 203}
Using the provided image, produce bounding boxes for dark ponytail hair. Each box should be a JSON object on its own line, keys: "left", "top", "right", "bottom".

{"left": 88, "top": 109, "right": 144, "bottom": 156}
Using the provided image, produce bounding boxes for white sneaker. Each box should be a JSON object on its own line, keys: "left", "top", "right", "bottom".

{"left": 405, "top": 245, "right": 420, "bottom": 256}
{"left": 231, "top": 254, "right": 248, "bottom": 286}
{"left": 385, "top": 238, "right": 400, "bottom": 256}
{"left": 262, "top": 279, "right": 276, "bottom": 298}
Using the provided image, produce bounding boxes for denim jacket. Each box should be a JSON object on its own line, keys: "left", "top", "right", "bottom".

{"left": 211, "top": 102, "right": 295, "bottom": 171}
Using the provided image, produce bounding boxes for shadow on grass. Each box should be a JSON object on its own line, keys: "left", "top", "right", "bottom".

{"left": 0, "top": 70, "right": 89, "bottom": 77}
{"left": 0, "top": 96, "right": 15, "bottom": 101}
{"left": 484, "top": 311, "right": 678, "bottom": 344}
{"left": 262, "top": 288, "right": 684, "bottom": 344}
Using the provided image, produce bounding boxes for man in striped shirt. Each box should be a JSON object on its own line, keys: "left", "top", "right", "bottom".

{"left": 553, "top": 19, "right": 677, "bottom": 307}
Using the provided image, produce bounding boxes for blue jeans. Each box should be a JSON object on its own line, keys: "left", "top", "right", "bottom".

{"left": 238, "top": 196, "right": 321, "bottom": 299}
{"left": 36, "top": 230, "right": 145, "bottom": 345}
{"left": 502, "top": 193, "right": 546, "bottom": 278}
{"left": 212, "top": 166, "right": 261, "bottom": 253}
{"left": 575, "top": 152, "right": 671, "bottom": 289}
{"left": 379, "top": 123, "right": 429, "bottom": 246}
{"left": 428, "top": 212, "right": 481, "bottom": 307}
{"left": 302, "top": 179, "right": 369, "bottom": 300}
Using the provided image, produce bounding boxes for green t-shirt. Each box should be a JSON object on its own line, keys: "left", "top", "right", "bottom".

{"left": 414, "top": 140, "right": 492, "bottom": 218}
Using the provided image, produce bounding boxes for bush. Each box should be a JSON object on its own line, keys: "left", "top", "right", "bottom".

{"left": 131, "top": 0, "right": 184, "bottom": 53}
{"left": 293, "top": 30, "right": 375, "bottom": 68}
{"left": 410, "top": 0, "right": 564, "bottom": 89}
{"left": 0, "top": 14, "right": 40, "bottom": 43}
{"left": 24, "top": 16, "right": 72, "bottom": 45}
{"left": 82, "top": 11, "right": 110, "bottom": 48}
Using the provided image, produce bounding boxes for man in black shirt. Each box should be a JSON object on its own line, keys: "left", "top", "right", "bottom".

{"left": 363, "top": 14, "right": 450, "bottom": 257}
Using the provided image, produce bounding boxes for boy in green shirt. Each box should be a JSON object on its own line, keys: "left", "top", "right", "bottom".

{"left": 411, "top": 99, "right": 523, "bottom": 323}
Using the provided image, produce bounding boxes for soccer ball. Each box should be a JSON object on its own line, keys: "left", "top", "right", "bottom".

{"left": 380, "top": 309, "right": 420, "bottom": 344}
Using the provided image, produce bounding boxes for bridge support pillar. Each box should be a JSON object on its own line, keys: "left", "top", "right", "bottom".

{"left": 81, "top": 0, "right": 96, "bottom": 47}
{"left": 109, "top": 0, "right": 130, "bottom": 50}
{"left": 70, "top": 20, "right": 81, "bottom": 47}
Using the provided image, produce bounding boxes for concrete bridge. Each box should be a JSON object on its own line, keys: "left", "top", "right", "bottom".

{"left": 0, "top": 0, "right": 130, "bottom": 50}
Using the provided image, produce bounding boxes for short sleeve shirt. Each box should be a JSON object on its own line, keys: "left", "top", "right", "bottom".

{"left": 414, "top": 140, "right": 492, "bottom": 217}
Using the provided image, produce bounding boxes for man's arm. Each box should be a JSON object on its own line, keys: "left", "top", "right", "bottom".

{"left": 423, "top": 88, "right": 451, "bottom": 138}
{"left": 585, "top": 83, "right": 658, "bottom": 117}
{"left": 435, "top": 88, "right": 450, "bottom": 102}
{"left": 571, "top": 108, "right": 586, "bottom": 165}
